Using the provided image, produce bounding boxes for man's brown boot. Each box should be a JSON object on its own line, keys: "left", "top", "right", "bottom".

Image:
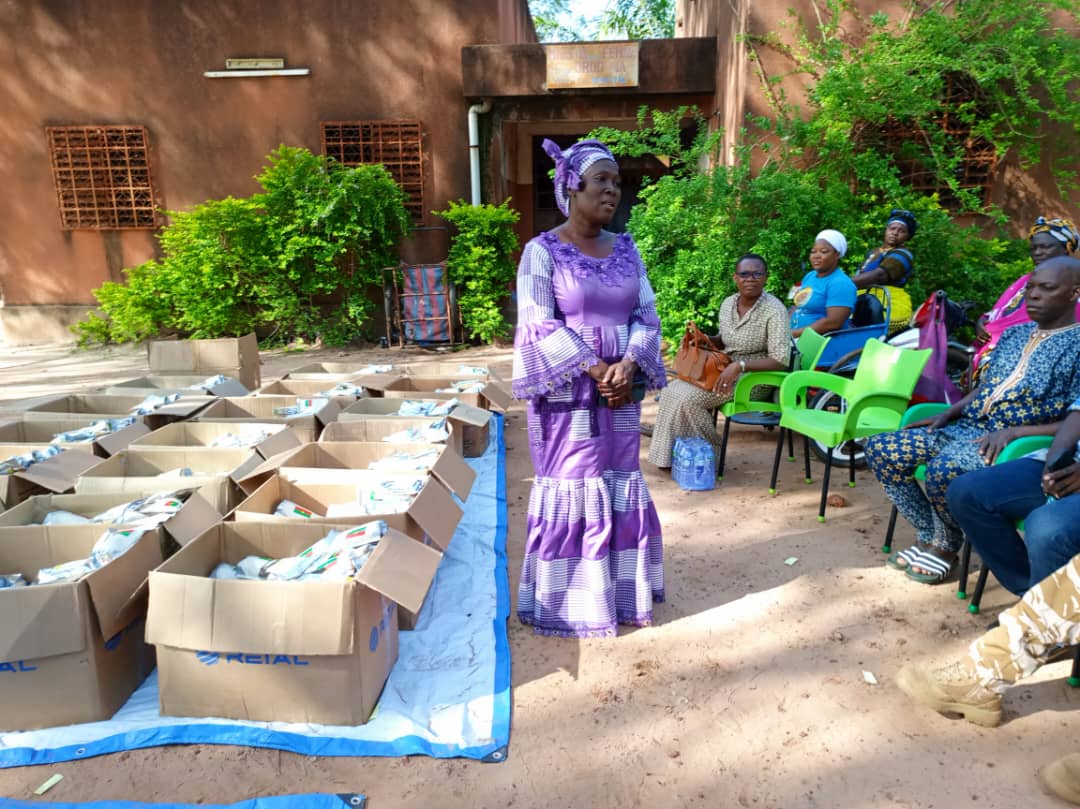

{"left": 896, "top": 660, "right": 1003, "bottom": 727}
{"left": 1041, "top": 754, "right": 1080, "bottom": 805}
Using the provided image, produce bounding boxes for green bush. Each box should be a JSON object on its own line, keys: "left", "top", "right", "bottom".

{"left": 74, "top": 146, "right": 410, "bottom": 347}
{"left": 434, "top": 199, "right": 521, "bottom": 343}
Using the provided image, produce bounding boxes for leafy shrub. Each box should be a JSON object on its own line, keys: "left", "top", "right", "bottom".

{"left": 74, "top": 146, "right": 410, "bottom": 347}
{"left": 434, "top": 199, "right": 521, "bottom": 343}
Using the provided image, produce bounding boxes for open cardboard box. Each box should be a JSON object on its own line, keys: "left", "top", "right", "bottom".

{"left": 194, "top": 396, "right": 342, "bottom": 443}
{"left": 146, "top": 521, "right": 442, "bottom": 725}
{"left": 282, "top": 362, "right": 400, "bottom": 382}
{"left": 128, "top": 421, "right": 301, "bottom": 460}
{"left": 236, "top": 441, "right": 475, "bottom": 501}
{"left": 399, "top": 361, "right": 504, "bottom": 382}
{"left": 0, "top": 450, "right": 104, "bottom": 510}
{"left": 256, "top": 378, "right": 377, "bottom": 399}
{"left": 335, "top": 399, "right": 492, "bottom": 457}
{"left": 0, "top": 417, "right": 149, "bottom": 457}
{"left": 74, "top": 449, "right": 259, "bottom": 497}
{"left": 147, "top": 333, "right": 261, "bottom": 390}
{"left": 0, "top": 525, "right": 163, "bottom": 730}
{"left": 22, "top": 394, "right": 211, "bottom": 430}
{"left": 367, "top": 376, "right": 512, "bottom": 413}
{"left": 0, "top": 479, "right": 231, "bottom": 546}
{"left": 106, "top": 374, "right": 250, "bottom": 397}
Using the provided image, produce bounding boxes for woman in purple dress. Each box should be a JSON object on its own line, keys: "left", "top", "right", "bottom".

{"left": 512, "top": 139, "right": 667, "bottom": 638}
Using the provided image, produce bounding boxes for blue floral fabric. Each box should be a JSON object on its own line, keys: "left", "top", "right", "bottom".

{"left": 865, "top": 322, "right": 1080, "bottom": 553}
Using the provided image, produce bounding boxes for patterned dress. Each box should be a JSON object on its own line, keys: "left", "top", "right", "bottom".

{"left": 512, "top": 230, "right": 667, "bottom": 638}
{"left": 865, "top": 321, "right": 1080, "bottom": 554}
{"left": 648, "top": 292, "right": 790, "bottom": 468}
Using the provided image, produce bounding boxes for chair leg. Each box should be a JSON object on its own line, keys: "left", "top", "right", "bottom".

{"left": 717, "top": 417, "right": 732, "bottom": 481}
{"left": 1069, "top": 648, "right": 1080, "bottom": 688}
{"left": 882, "top": 505, "right": 898, "bottom": 554}
{"left": 787, "top": 428, "right": 795, "bottom": 462}
{"left": 957, "top": 540, "right": 972, "bottom": 599}
{"left": 848, "top": 444, "right": 856, "bottom": 488}
{"left": 803, "top": 435, "right": 812, "bottom": 484}
{"left": 817, "top": 447, "right": 834, "bottom": 523}
{"left": 769, "top": 427, "right": 786, "bottom": 495}
{"left": 968, "top": 567, "right": 990, "bottom": 615}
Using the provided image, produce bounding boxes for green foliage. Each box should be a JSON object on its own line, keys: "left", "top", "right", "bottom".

{"left": 598, "top": 0, "right": 675, "bottom": 39}
{"left": 74, "top": 146, "right": 410, "bottom": 347}
{"left": 590, "top": 106, "right": 720, "bottom": 178}
{"left": 749, "top": 0, "right": 1080, "bottom": 204}
{"left": 529, "top": 0, "right": 590, "bottom": 41}
{"left": 434, "top": 199, "right": 521, "bottom": 344}
{"left": 590, "top": 113, "right": 1030, "bottom": 345}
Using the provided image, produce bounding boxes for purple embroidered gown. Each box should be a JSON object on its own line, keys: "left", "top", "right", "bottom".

{"left": 512, "top": 230, "right": 667, "bottom": 637}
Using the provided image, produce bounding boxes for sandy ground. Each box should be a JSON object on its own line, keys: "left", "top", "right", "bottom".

{"left": 0, "top": 341, "right": 1075, "bottom": 808}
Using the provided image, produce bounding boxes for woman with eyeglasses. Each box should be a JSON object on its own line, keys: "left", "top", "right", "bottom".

{"left": 647, "top": 254, "right": 790, "bottom": 469}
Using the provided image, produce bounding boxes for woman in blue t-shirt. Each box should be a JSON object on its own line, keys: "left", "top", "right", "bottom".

{"left": 790, "top": 229, "right": 858, "bottom": 338}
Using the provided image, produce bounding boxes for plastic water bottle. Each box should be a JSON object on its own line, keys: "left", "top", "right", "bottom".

{"left": 672, "top": 437, "right": 716, "bottom": 491}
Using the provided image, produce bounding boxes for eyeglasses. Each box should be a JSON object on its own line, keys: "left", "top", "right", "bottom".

{"left": 736, "top": 270, "right": 766, "bottom": 280}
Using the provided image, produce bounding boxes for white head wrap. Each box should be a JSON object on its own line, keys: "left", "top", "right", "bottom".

{"left": 815, "top": 229, "right": 848, "bottom": 258}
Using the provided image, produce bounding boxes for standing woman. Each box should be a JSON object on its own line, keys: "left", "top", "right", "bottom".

{"left": 512, "top": 139, "right": 667, "bottom": 638}
{"left": 790, "top": 229, "right": 857, "bottom": 338}
{"left": 853, "top": 209, "right": 917, "bottom": 334}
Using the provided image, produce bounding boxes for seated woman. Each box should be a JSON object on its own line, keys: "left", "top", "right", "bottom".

{"left": 865, "top": 256, "right": 1080, "bottom": 585}
{"left": 790, "top": 229, "right": 857, "bottom": 339}
{"left": 972, "top": 216, "right": 1080, "bottom": 372}
{"left": 853, "top": 208, "right": 916, "bottom": 334}
{"left": 648, "top": 254, "right": 790, "bottom": 469}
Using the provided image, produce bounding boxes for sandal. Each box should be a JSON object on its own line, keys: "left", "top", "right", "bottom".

{"left": 905, "top": 549, "right": 956, "bottom": 585}
{"left": 886, "top": 545, "right": 923, "bottom": 571}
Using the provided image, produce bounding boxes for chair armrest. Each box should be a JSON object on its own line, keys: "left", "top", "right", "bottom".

{"left": 995, "top": 436, "right": 1055, "bottom": 465}
{"left": 729, "top": 370, "right": 788, "bottom": 408}
{"left": 901, "top": 402, "right": 950, "bottom": 428}
{"left": 778, "top": 370, "right": 851, "bottom": 410}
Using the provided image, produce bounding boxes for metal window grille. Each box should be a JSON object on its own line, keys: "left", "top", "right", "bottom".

{"left": 321, "top": 121, "right": 424, "bottom": 220}
{"left": 861, "top": 75, "right": 996, "bottom": 212}
{"left": 46, "top": 125, "right": 158, "bottom": 230}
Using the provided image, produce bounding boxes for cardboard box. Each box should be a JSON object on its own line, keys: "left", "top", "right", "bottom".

{"left": 0, "top": 450, "right": 104, "bottom": 510}
{"left": 106, "top": 374, "right": 250, "bottom": 397}
{"left": 234, "top": 468, "right": 461, "bottom": 551}
{"left": 282, "top": 362, "right": 399, "bottom": 381}
{"left": 0, "top": 480, "right": 230, "bottom": 546}
{"left": 194, "top": 396, "right": 342, "bottom": 443}
{"left": 75, "top": 449, "right": 260, "bottom": 497}
{"left": 147, "top": 333, "right": 261, "bottom": 390}
{"left": 256, "top": 378, "right": 373, "bottom": 399}
{"left": 0, "top": 525, "right": 162, "bottom": 730}
{"left": 146, "top": 521, "right": 442, "bottom": 724}
{"left": 369, "top": 376, "right": 512, "bottom": 413}
{"left": 22, "top": 394, "right": 211, "bottom": 430}
{"left": 0, "top": 416, "right": 150, "bottom": 457}
{"left": 335, "top": 399, "right": 492, "bottom": 457}
{"left": 128, "top": 421, "right": 301, "bottom": 460}
{"left": 399, "top": 361, "right": 504, "bottom": 382}
{"left": 237, "top": 441, "right": 475, "bottom": 502}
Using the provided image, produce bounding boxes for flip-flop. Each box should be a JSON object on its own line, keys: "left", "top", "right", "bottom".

{"left": 905, "top": 549, "right": 956, "bottom": 585}
{"left": 886, "top": 545, "right": 922, "bottom": 571}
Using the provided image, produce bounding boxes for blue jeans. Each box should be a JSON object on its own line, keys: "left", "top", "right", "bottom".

{"left": 946, "top": 458, "right": 1080, "bottom": 596}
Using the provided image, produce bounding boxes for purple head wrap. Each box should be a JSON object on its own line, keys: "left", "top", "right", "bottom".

{"left": 541, "top": 138, "right": 618, "bottom": 217}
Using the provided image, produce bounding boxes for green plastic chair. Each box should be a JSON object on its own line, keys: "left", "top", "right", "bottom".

{"left": 770, "top": 339, "right": 932, "bottom": 522}
{"left": 716, "top": 328, "right": 831, "bottom": 482}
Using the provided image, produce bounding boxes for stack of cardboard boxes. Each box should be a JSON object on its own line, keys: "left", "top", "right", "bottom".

{"left": 0, "top": 334, "right": 511, "bottom": 729}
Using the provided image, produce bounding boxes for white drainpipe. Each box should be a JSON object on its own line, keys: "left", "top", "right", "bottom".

{"left": 468, "top": 100, "right": 492, "bottom": 206}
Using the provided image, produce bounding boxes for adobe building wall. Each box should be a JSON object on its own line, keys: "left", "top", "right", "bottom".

{"left": 677, "top": 0, "right": 1080, "bottom": 233}
{"left": 0, "top": 0, "right": 521, "bottom": 343}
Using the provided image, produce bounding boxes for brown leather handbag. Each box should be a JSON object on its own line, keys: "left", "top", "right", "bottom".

{"left": 674, "top": 321, "right": 732, "bottom": 392}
